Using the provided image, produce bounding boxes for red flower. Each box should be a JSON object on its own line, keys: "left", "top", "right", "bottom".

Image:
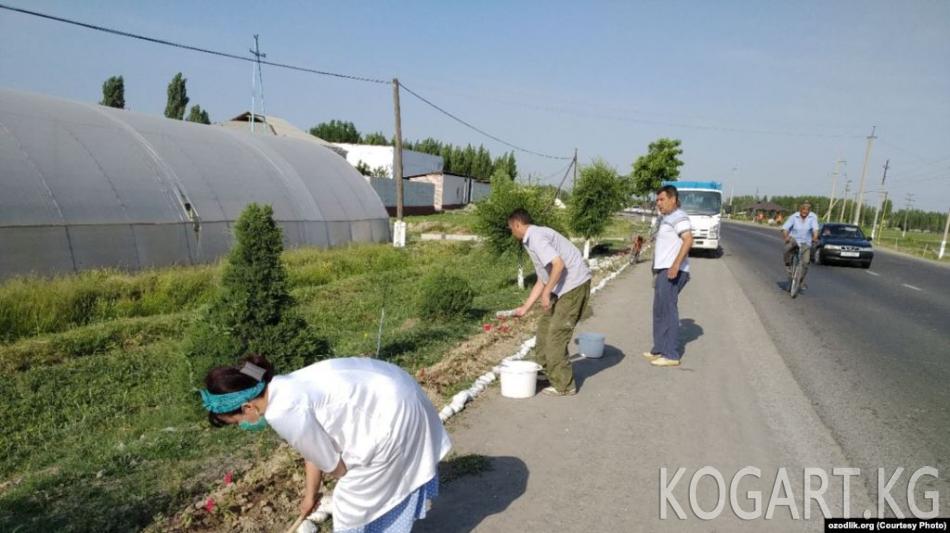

{"left": 224, "top": 471, "right": 233, "bottom": 486}
{"left": 204, "top": 497, "right": 216, "bottom": 513}
{"left": 483, "top": 324, "right": 492, "bottom": 332}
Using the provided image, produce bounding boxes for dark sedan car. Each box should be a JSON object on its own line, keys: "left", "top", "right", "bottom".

{"left": 813, "top": 223, "right": 874, "bottom": 268}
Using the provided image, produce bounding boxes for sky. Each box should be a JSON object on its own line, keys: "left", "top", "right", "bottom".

{"left": 1, "top": 0, "right": 949, "bottom": 212}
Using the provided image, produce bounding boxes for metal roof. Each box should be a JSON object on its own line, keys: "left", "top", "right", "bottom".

{"left": 0, "top": 88, "right": 390, "bottom": 278}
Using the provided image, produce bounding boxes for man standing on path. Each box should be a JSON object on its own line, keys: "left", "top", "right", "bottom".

{"left": 644, "top": 185, "right": 693, "bottom": 367}
{"left": 508, "top": 209, "right": 592, "bottom": 396}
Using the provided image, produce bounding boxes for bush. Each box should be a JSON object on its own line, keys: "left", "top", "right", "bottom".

{"left": 474, "top": 170, "right": 566, "bottom": 257}
{"left": 569, "top": 160, "right": 628, "bottom": 239}
{"left": 417, "top": 271, "right": 474, "bottom": 320}
{"left": 185, "top": 204, "right": 331, "bottom": 378}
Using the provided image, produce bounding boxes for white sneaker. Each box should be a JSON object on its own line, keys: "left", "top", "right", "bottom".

{"left": 650, "top": 357, "right": 681, "bottom": 367}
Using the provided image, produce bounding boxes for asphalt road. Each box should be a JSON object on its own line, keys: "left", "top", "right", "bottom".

{"left": 721, "top": 220, "right": 950, "bottom": 512}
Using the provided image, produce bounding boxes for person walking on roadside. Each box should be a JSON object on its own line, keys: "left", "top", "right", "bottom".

{"left": 644, "top": 185, "right": 693, "bottom": 367}
{"left": 508, "top": 209, "right": 592, "bottom": 396}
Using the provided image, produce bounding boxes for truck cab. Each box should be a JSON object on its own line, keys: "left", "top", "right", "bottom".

{"left": 662, "top": 180, "right": 723, "bottom": 252}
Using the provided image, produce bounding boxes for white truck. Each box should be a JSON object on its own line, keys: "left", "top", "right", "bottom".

{"left": 662, "top": 180, "right": 723, "bottom": 253}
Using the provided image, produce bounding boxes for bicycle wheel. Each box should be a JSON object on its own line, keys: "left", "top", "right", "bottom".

{"left": 790, "top": 259, "right": 802, "bottom": 298}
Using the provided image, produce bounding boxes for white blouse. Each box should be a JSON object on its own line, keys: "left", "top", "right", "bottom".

{"left": 264, "top": 357, "right": 451, "bottom": 530}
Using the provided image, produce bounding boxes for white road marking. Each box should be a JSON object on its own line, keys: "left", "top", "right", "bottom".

{"left": 865, "top": 270, "right": 880, "bottom": 277}
{"left": 902, "top": 283, "right": 923, "bottom": 291}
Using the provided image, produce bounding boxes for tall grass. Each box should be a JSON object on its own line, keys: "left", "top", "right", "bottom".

{"left": 0, "top": 267, "right": 217, "bottom": 343}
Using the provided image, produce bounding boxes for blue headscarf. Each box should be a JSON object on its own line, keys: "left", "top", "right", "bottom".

{"left": 200, "top": 382, "right": 266, "bottom": 414}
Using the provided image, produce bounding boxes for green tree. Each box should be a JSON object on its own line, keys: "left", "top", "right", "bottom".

{"left": 186, "top": 204, "right": 330, "bottom": 375}
{"left": 363, "top": 131, "right": 390, "bottom": 145}
{"left": 569, "top": 160, "right": 627, "bottom": 258}
{"left": 492, "top": 151, "right": 518, "bottom": 180}
{"left": 309, "top": 120, "right": 362, "bottom": 143}
{"left": 186, "top": 105, "right": 211, "bottom": 124}
{"left": 474, "top": 169, "right": 566, "bottom": 258}
{"left": 355, "top": 160, "right": 372, "bottom": 176}
{"left": 630, "top": 138, "right": 684, "bottom": 197}
{"left": 100, "top": 75, "right": 125, "bottom": 109}
{"left": 164, "top": 72, "right": 189, "bottom": 120}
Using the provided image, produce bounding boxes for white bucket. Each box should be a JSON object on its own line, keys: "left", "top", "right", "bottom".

{"left": 497, "top": 361, "right": 542, "bottom": 399}
{"left": 575, "top": 332, "right": 606, "bottom": 358}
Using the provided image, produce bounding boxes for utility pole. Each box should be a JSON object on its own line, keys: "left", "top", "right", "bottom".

{"left": 870, "top": 159, "right": 889, "bottom": 239}
{"left": 572, "top": 148, "right": 578, "bottom": 190}
{"left": 825, "top": 159, "right": 845, "bottom": 221}
{"left": 729, "top": 166, "right": 737, "bottom": 212}
{"left": 878, "top": 191, "right": 889, "bottom": 235}
{"left": 853, "top": 126, "right": 877, "bottom": 226}
{"left": 392, "top": 78, "right": 406, "bottom": 247}
{"left": 839, "top": 180, "right": 851, "bottom": 221}
{"left": 939, "top": 207, "right": 949, "bottom": 260}
{"left": 901, "top": 194, "right": 914, "bottom": 238}
{"left": 249, "top": 35, "right": 266, "bottom": 134}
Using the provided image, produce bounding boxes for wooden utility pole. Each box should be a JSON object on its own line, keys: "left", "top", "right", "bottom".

{"left": 392, "top": 79, "right": 404, "bottom": 220}
{"left": 391, "top": 78, "right": 407, "bottom": 247}
{"left": 853, "top": 126, "right": 877, "bottom": 226}
{"left": 573, "top": 148, "right": 578, "bottom": 190}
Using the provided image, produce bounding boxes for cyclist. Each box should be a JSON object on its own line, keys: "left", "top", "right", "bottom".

{"left": 782, "top": 201, "right": 819, "bottom": 286}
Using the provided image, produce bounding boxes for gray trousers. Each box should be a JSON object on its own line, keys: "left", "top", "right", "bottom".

{"left": 652, "top": 269, "right": 690, "bottom": 360}
{"left": 783, "top": 240, "right": 811, "bottom": 278}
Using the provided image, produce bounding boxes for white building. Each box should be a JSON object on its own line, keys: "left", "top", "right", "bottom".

{"left": 408, "top": 172, "right": 491, "bottom": 211}
{"left": 333, "top": 143, "right": 443, "bottom": 178}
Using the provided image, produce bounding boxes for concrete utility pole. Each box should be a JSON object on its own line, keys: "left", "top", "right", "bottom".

{"left": 839, "top": 180, "right": 851, "bottom": 222}
{"left": 249, "top": 35, "right": 267, "bottom": 134}
{"left": 825, "top": 159, "right": 845, "bottom": 221}
{"left": 939, "top": 208, "right": 949, "bottom": 260}
{"left": 870, "top": 159, "right": 889, "bottom": 240}
{"left": 391, "top": 78, "right": 406, "bottom": 247}
{"left": 901, "top": 194, "right": 914, "bottom": 238}
{"left": 853, "top": 126, "right": 877, "bottom": 226}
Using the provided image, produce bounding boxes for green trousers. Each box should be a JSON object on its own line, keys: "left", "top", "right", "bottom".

{"left": 534, "top": 280, "right": 592, "bottom": 392}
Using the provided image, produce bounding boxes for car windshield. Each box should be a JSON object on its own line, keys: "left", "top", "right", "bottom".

{"left": 679, "top": 191, "right": 722, "bottom": 215}
{"left": 822, "top": 225, "right": 866, "bottom": 240}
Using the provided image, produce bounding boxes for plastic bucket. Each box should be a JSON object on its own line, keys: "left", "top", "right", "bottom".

{"left": 575, "top": 332, "right": 606, "bottom": 358}
{"left": 498, "top": 361, "right": 542, "bottom": 399}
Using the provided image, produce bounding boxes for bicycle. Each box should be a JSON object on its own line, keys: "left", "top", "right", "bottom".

{"left": 787, "top": 243, "right": 807, "bottom": 298}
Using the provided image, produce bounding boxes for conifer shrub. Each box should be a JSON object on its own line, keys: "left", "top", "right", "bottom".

{"left": 185, "top": 204, "right": 331, "bottom": 376}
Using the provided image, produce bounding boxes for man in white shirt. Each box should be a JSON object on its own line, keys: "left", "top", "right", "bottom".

{"left": 782, "top": 201, "right": 819, "bottom": 284}
{"left": 508, "top": 209, "right": 592, "bottom": 396}
{"left": 644, "top": 185, "right": 693, "bottom": 367}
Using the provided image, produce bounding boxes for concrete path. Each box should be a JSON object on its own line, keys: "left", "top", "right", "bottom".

{"left": 416, "top": 256, "right": 873, "bottom": 532}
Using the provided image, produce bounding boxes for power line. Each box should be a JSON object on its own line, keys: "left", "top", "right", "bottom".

{"left": 404, "top": 80, "right": 867, "bottom": 139}
{"left": 398, "top": 82, "right": 572, "bottom": 160}
{"left": 0, "top": 2, "right": 389, "bottom": 85}
{"left": 1, "top": 2, "right": 572, "bottom": 160}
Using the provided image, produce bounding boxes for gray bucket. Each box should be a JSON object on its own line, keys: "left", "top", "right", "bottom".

{"left": 575, "top": 332, "right": 606, "bottom": 358}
